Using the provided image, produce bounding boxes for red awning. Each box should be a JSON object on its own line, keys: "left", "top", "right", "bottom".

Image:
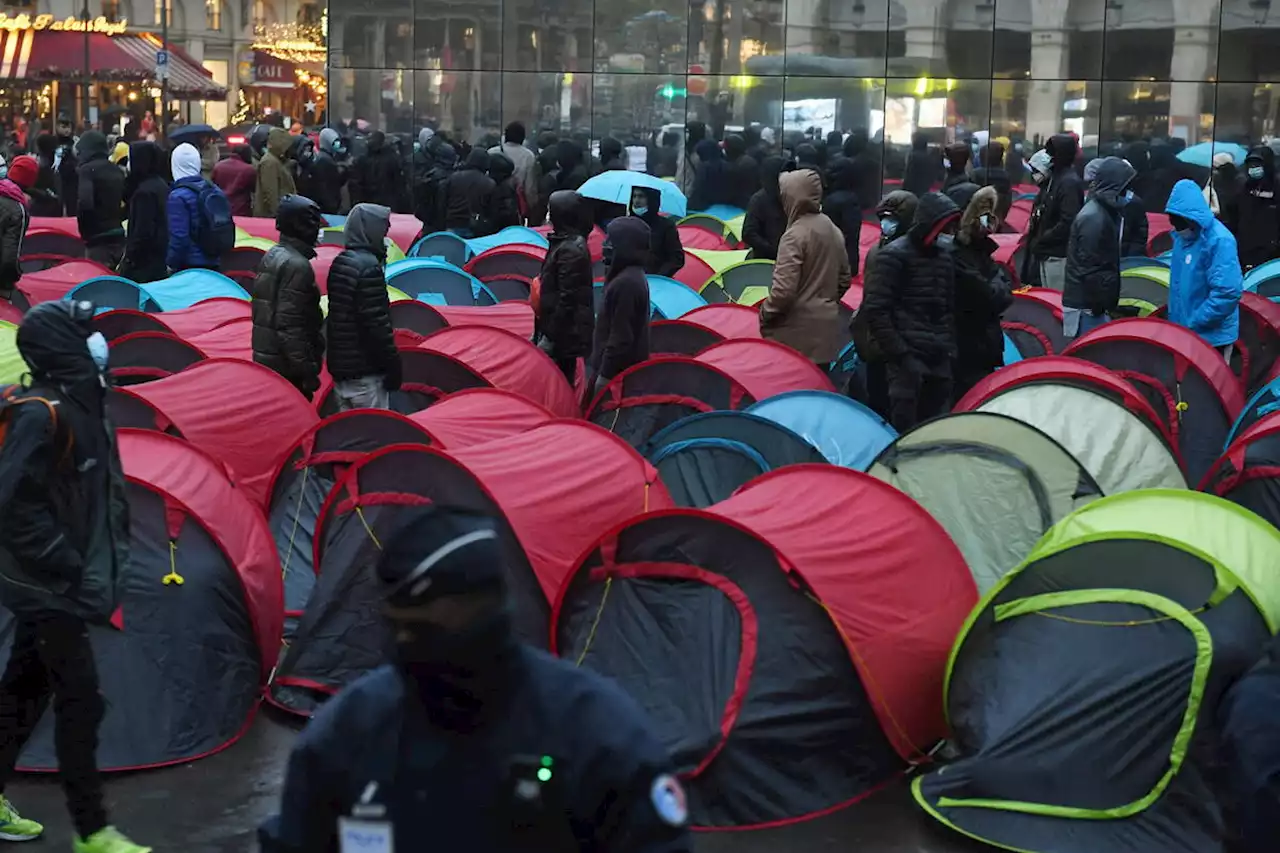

{"left": 0, "top": 29, "right": 224, "bottom": 99}
{"left": 245, "top": 51, "right": 296, "bottom": 90}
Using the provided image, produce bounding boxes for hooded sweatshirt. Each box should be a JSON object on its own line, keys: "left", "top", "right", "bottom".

{"left": 122, "top": 141, "right": 171, "bottom": 282}
{"left": 444, "top": 148, "right": 496, "bottom": 234}
{"left": 724, "top": 134, "right": 759, "bottom": 209}
{"left": 75, "top": 130, "right": 125, "bottom": 245}
{"left": 630, "top": 187, "right": 684, "bottom": 278}
{"left": 1166, "top": 179, "right": 1242, "bottom": 348}
{"left": 1028, "top": 133, "right": 1084, "bottom": 261}
{"left": 822, "top": 157, "right": 862, "bottom": 275}
{"left": 591, "top": 215, "right": 651, "bottom": 380}
{"left": 689, "top": 138, "right": 730, "bottom": 212}
{"left": 212, "top": 145, "right": 257, "bottom": 217}
{"left": 167, "top": 142, "right": 221, "bottom": 272}
{"left": 538, "top": 191, "right": 595, "bottom": 359}
{"left": 1063, "top": 157, "right": 1134, "bottom": 316}
{"left": 255, "top": 127, "right": 297, "bottom": 217}
{"left": 1228, "top": 145, "right": 1280, "bottom": 269}
{"left": 327, "top": 203, "right": 401, "bottom": 386}
{"left": 0, "top": 174, "right": 26, "bottom": 294}
{"left": 760, "top": 169, "right": 852, "bottom": 363}
{"left": 744, "top": 155, "right": 789, "bottom": 260}
{"left": 953, "top": 185, "right": 1013, "bottom": 380}
{"left": 488, "top": 152, "right": 521, "bottom": 231}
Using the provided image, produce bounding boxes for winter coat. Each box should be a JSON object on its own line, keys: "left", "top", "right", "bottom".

{"left": 743, "top": 156, "right": 789, "bottom": 261}
{"left": 1028, "top": 133, "right": 1084, "bottom": 261}
{"left": 861, "top": 191, "right": 961, "bottom": 368}
{"left": 0, "top": 307, "right": 128, "bottom": 623}
{"left": 417, "top": 143, "right": 457, "bottom": 235}
{"left": 1120, "top": 191, "right": 1149, "bottom": 258}
{"left": 254, "top": 128, "right": 297, "bottom": 218}
{"left": 444, "top": 149, "right": 496, "bottom": 234}
{"left": 488, "top": 153, "right": 521, "bottom": 232}
{"left": 973, "top": 141, "right": 1013, "bottom": 222}
{"left": 74, "top": 131, "right": 125, "bottom": 247}
{"left": 489, "top": 140, "right": 538, "bottom": 212}
{"left": 299, "top": 151, "right": 344, "bottom": 215}
{"left": 350, "top": 132, "right": 404, "bottom": 210}
{"left": 632, "top": 188, "right": 684, "bottom": 278}
{"left": 724, "top": 135, "right": 759, "bottom": 210}
{"left": 953, "top": 186, "right": 1014, "bottom": 376}
{"left": 689, "top": 139, "right": 731, "bottom": 212}
{"left": 822, "top": 159, "right": 863, "bottom": 277}
{"left": 843, "top": 131, "right": 882, "bottom": 213}
{"left": 1063, "top": 157, "right": 1133, "bottom": 315}
{"left": 591, "top": 216, "right": 651, "bottom": 381}
{"left": 942, "top": 172, "right": 981, "bottom": 213}
{"left": 1166, "top": 179, "right": 1242, "bottom": 348}
{"left": 760, "top": 169, "right": 852, "bottom": 363}
{"left": 212, "top": 155, "right": 256, "bottom": 217}
{"left": 167, "top": 143, "right": 222, "bottom": 272}
{"left": 252, "top": 235, "right": 325, "bottom": 397}
{"left": 54, "top": 134, "right": 78, "bottom": 217}
{"left": 852, "top": 191, "right": 919, "bottom": 362}
{"left": 121, "top": 142, "right": 170, "bottom": 283}
{"left": 1227, "top": 146, "right": 1280, "bottom": 270}
{"left": 552, "top": 141, "right": 591, "bottom": 193}
{"left": 903, "top": 133, "right": 938, "bottom": 197}
{"left": 0, "top": 178, "right": 27, "bottom": 296}
{"left": 326, "top": 204, "right": 402, "bottom": 387}
{"left": 648, "top": 144, "right": 679, "bottom": 180}
{"left": 538, "top": 192, "right": 595, "bottom": 359}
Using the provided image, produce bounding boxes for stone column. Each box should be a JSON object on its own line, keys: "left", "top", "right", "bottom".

{"left": 1027, "top": 30, "right": 1068, "bottom": 144}
{"left": 1168, "top": 27, "right": 1213, "bottom": 142}
{"left": 903, "top": 0, "right": 945, "bottom": 68}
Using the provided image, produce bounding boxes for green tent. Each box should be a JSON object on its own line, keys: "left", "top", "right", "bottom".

{"left": 686, "top": 248, "right": 749, "bottom": 273}
{"left": 1118, "top": 266, "right": 1170, "bottom": 317}
{"left": 0, "top": 321, "right": 25, "bottom": 384}
{"left": 915, "top": 489, "right": 1280, "bottom": 853}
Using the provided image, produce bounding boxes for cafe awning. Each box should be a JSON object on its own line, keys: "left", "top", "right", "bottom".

{"left": 0, "top": 29, "right": 225, "bottom": 99}
{"left": 244, "top": 51, "right": 298, "bottom": 90}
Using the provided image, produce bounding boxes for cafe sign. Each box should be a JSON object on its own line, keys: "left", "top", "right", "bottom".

{"left": 0, "top": 14, "right": 130, "bottom": 36}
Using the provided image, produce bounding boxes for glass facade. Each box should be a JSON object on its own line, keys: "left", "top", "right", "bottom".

{"left": 324, "top": 0, "right": 1280, "bottom": 168}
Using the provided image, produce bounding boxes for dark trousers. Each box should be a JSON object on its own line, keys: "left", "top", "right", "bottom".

{"left": 85, "top": 240, "right": 124, "bottom": 272}
{"left": 0, "top": 613, "right": 107, "bottom": 838}
{"left": 886, "top": 362, "right": 952, "bottom": 433}
{"left": 553, "top": 355, "right": 577, "bottom": 385}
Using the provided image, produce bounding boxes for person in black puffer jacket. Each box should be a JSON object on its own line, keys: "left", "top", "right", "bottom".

{"left": 860, "top": 191, "right": 960, "bottom": 432}
{"left": 743, "top": 155, "right": 789, "bottom": 260}
{"left": 326, "top": 203, "right": 401, "bottom": 410}
{"left": 417, "top": 142, "right": 457, "bottom": 236}
{"left": 118, "top": 141, "right": 169, "bottom": 283}
{"left": 724, "top": 134, "right": 759, "bottom": 210}
{"left": 488, "top": 152, "right": 521, "bottom": 231}
{"left": 971, "top": 141, "right": 1012, "bottom": 223}
{"left": 1026, "top": 133, "right": 1084, "bottom": 289}
{"left": 74, "top": 131, "right": 125, "bottom": 269}
{"left": 1226, "top": 145, "right": 1280, "bottom": 270}
{"left": 591, "top": 215, "right": 651, "bottom": 394}
{"left": 1063, "top": 157, "right": 1134, "bottom": 339}
{"left": 351, "top": 131, "right": 403, "bottom": 210}
{"left": 252, "top": 195, "right": 326, "bottom": 399}
{"left": 537, "top": 191, "right": 596, "bottom": 382}
{"left": 444, "top": 148, "right": 495, "bottom": 237}
{"left": 822, "top": 157, "right": 862, "bottom": 276}
{"left": 941, "top": 142, "right": 980, "bottom": 211}
{"left": 629, "top": 187, "right": 684, "bottom": 278}
{"left": 952, "top": 186, "right": 1014, "bottom": 401}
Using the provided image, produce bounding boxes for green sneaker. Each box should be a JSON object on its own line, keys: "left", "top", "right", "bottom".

{"left": 0, "top": 795, "right": 42, "bottom": 841}
{"left": 72, "top": 827, "right": 151, "bottom": 853}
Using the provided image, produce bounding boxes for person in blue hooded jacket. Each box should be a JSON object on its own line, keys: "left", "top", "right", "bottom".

{"left": 166, "top": 142, "right": 222, "bottom": 273}
{"left": 1165, "top": 178, "right": 1242, "bottom": 358}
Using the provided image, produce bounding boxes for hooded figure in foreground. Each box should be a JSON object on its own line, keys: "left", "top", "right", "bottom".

{"left": 538, "top": 191, "right": 595, "bottom": 383}
{"left": 1166, "top": 178, "right": 1242, "bottom": 357}
{"left": 629, "top": 186, "right": 684, "bottom": 278}
{"left": 119, "top": 141, "right": 170, "bottom": 283}
{"left": 952, "top": 186, "right": 1013, "bottom": 399}
{"left": 252, "top": 195, "right": 326, "bottom": 399}
{"left": 760, "top": 168, "right": 851, "bottom": 364}
{"left": 0, "top": 301, "right": 148, "bottom": 853}
{"left": 591, "top": 215, "right": 652, "bottom": 394}
{"left": 1063, "top": 157, "right": 1134, "bottom": 340}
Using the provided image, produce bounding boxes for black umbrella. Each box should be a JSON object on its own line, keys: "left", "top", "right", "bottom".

{"left": 167, "top": 124, "right": 221, "bottom": 144}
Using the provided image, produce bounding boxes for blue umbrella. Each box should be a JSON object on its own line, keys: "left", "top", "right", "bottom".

{"left": 579, "top": 172, "right": 687, "bottom": 217}
{"left": 1176, "top": 141, "right": 1248, "bottom": 168}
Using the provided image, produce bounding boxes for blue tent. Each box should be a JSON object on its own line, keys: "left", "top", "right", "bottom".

{"left": 648, "top": 275, "right": 707, "bottom": 319}
{"left": 67, "top": 276, "right": 158, "bottom": 312}
{"left": 464, "top": 226, "right": 549, "bottom": 255}
{"left": 409, "top": 231, "right": 473, "bottom": 267}
{"left": 145, "top": 269, "right": 249, "bottom": 311}
{"left": 746, "top": 390, "right": 897, "bottom": 469}
{"left": 1245, "top": 258, "right": 1280, "bottom": 293}
{"left": 386, "top": 259, "right": 496, "bottom": 305}
{"left": 1003, "top": 333, "right": 1023, "bottom": 366}
{"left": 695, "top": 204, "right": 745, "bottom": 222}
{"left": 1122, "top": 255, "right": 1169, "bottom": 271}
{"left": 1228, "top": 375, "right": 1280, "bottom": 448}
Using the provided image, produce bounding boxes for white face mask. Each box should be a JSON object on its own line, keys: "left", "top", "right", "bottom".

{"left": 935, "top": 233, "right": 956, "bottom": 249}
{"left": 86, "top": 331, "right": 108, "bottom": 371}
{"left": 979, "top": 213, "right": 993, "bottom": 231}
{"left": 942, "top": 157, "right": 952, "bottom": 171}
{"left": 1031, "top": 170, "right": 1047, "bottom": 185}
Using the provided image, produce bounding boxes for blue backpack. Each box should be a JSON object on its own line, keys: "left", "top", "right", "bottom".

{"left": 189, "top": 181, "right": 236, "bottom": 259}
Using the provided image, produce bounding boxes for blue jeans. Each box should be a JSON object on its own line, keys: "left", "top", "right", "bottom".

{"left": 1063, "top": 307, "right": 1109, "bottom": 339}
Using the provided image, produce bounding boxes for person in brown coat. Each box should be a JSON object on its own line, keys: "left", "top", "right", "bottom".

{"left": 759, "top": 168, "right": 852, "bottom": 365}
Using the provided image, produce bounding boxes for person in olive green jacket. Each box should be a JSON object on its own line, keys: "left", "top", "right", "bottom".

{"left": 254, "top": 127, "right": 297, "bottom": 218}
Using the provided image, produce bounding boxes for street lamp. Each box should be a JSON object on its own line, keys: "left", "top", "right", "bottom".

{"left": 82, "top": 0, "right": 90, "bottom": 126}
{"left": 1250, "top": 0, "right": 1271, "bottom": 25}
{"left": 851, "top": 1, "right": 866, "bottom": 29}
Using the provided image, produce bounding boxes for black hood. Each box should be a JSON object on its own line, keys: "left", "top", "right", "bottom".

{"left": 600, "top": 137, "right": 624, "bottom": 164}
{"left": 463, "top": 148, "right": 490, "bottom": 172}
{"left": 128, "top": 141, "right": 165, "bottom": 180}
{"left": 606, "top": 215, "right": 651, "bottom": 269}
{"left": 549, "top": 190, "right": 586, "bottom": 235}
{"left": 17, "top": 301, "right": 99, "bottom": 386}
{"left": 725, "top": 134, "right": 747, "bottom": 161}
{"left": 760, "top": 155, "right": 787, "bottom": 199}
{"left": 911, "top": 132, "right": 928, "bottom": 152}
{"left": 35, "top": 133, "right": 55, "bottom": 158}
{"left": 488, "top": 152, "right": 514, "bottom": 182}
{"left": 1092, "top": 156, "right": 1136, "bottom": 207}
{"left": 557, "top": 140, "right": 584, "bottom": 171}
{"left": 368, "top": 131, "right": 386, "bottom": 153}
{"left": 909, "top": 191, "right": 961, "bottom": 243}
{"left": 345, "top": 203, "right": 391, "bottom": 255}
{"left": 76, "top": 130, "right": 110, "bottom": 163}
{"left": 536, "top": 145, "right": 559, "bottom": 172}
{"left": 1246, "top": 145, "right": 1276, "bottom": 182}
{"left": 843, "top": 130, "right": 869, "bottom": 159}
{"left": 631, "top": 187, "right": 662, "bottom": 217}
{"left": 1047, "top": 133, "right": 1079, "bottom": 169}
{"left": 794, "top": 142, "right": 820, "bottom": 169}
{"left": 876, "top": 190, "right": 919, "bottom": 226}
{"left": 435, "top": 143, "right": 458, "bottom": 170}
{"left": 829, "top": 156, "right": 858, "bottom": 191}
{"left": 686, "top": 120, "right": 707, "bottom": 153}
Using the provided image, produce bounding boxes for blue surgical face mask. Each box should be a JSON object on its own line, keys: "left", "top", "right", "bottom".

{"left": 86, "top": 332, "right": 108, "bottom": 372}
{"left": 1249, "top": 166, "right": 1265, "bottom": 181}
{"left": 935, "top": 233, "right": 956, "bottom": 249}
{"left": 880, "top": 217, "right": 897, "bottom": 236}
{"left": 1124, "top": 189, "right": 1134, "bottom": 201}
{"left": 632, "top": 206, "right": 648, "bottom": 217}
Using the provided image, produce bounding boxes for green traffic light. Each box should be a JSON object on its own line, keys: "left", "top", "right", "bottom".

{"left": 537, "top": 767, "right": 553, "bottom": 782}
{"left": 541, "top": 755, "right": 554, "bottom": 768}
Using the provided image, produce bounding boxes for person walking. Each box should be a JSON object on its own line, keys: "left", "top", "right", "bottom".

{"left": 305, "top": 129, "right": 347, "bottom": 216}
{"left": 591, "top": 216, "right": 652, "bottom": 397}
{"left": 952, "top": 186, "right": 1013, "bottom": 400}
{"left": 0, "top": 300, "right": 149, "bottom": 853}
{"left": 1166, "top": 178, "right": 1243, "bottom": 359}
{"left": 537, "top": 191, "right": 596, "bottom": 384}
{"left": 167, "top": 142, "right": 232, "bottom": 273}
{"left": 258, "top": 505, "right": 692, "bottom": 853}
{"left": 252, "top": 195, "right": 326, "bottom": 400}
{"left": 1225, "top": 146, "right": 1280, "bottom": 271}
{"left": 74, "top": 131, "right": 125, "bottom": 269}
{"left": 759, "top": 168, "right": 851, "bottom": 366}
{"left": 28, "top": 137, "right": 63, "bottom": 218}
{"left": 211, "top": 145, "right": 256, "bottom": 217}
{"left": 743, "top": 155, "right": 789, "bottom": 261}
{"left": 326, "top": 203, "right": 401, "bottom": 410}
{"left": 118, "top": 142, "right": 170, "bottom": 283}
{"left": 53, "top": 115, "right": 78, "bottom": 217}
{"left": 0, "top": 154, "right": 32, "bottom": 300}
{"left": 860, "top": 192, "right": 961, "bottom": 432}
{"left": 254, "top": 127, "right": 298, "bottom": 218}
{"left": 1024, "top": 134, "right": 1084, "bottom": 290}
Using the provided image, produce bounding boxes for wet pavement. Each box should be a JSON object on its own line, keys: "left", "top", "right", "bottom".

{"left": 7, "top": 711, "right": 988, "bottom": 852}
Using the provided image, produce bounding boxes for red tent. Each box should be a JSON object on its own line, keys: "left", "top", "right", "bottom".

{"left": 681, "top": 303, "right": 763, "bottom": 339}
{"left": 128, "top": 359, "right": 320, "bottom": 507}
{"left": 465, "top": 245, "right": 547, "bottom": 282}
{"left": 418, "top": 325, "right": 578, "bottom": 417}
{"left": 27, "top": 216, "right": 80, "bottom": 236}
{"left": 234, "top": 217, "right": 279, "bottom": 241}
{"left": 388, "top": 213, "right": 423, "bottom": 252}
{"left": 117, "top": 429, "right": 283, "bottom": 677}
{"left": 673, "top": 253, "right": 716, "bottom": 292}
{"left": 19, "top": 260, "right": 112, "bottom": 305}
{"left": 432, "top": 303, "right": 536, "bottom": 338}
{"left": 311, "top": 245, "right": 343, "bottom": 293}
{"left": 409, "top": 388, "right": 554, "bottom": 448}
{"left": 0, "top": 300, "right": 22, "bottom": 324}
{"left": 108, "top": 332, "right": 207, "bottom": 384}
{"left": 696, "top": 339, "right": 836, "bottom": 399}
{"left": 1005, "top": 199, "right": 1033, "bottom": 233}
{"left": 841, "top": 282, "right": 864, "bottom": 312}
{"left": 552, "top": 465, "right": 976, "bottom": 828}
{"left": 1147, "top": 212, "right": 1172, "bottom": 254}
{"left": 158, "top": 298, "right": 252, "bottom": 338}
{"left": 677, "top": 226, "right": 732, "bottom": 251}
{"left": 187, "top": 319, "right": 254, "bottom": 361}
